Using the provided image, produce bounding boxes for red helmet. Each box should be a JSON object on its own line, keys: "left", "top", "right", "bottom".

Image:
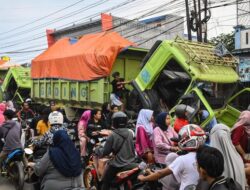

{"left": 178, "top": 124, "right": 206, "bottom": 151}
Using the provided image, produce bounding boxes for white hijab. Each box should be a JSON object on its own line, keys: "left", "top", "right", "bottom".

{"left": 136, "top": 109, "right": 154, "bottom": 137}
{"left": 210, "top": 124, "right": 246, "bottom": 187}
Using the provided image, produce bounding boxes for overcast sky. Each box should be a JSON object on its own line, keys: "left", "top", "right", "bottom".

{"left": 0, "top": 0, "right": 237, "bottom": 63}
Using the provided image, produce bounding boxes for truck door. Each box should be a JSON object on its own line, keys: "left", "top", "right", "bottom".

{"left": 215, "top": 88, "right": 250, "bottom": 127}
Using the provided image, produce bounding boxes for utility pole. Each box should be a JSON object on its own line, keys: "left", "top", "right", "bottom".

{"left": 203, "top": 0, "right": 208, "bottom": 42}
{"left": 188, "top": 0, "right": 210, "bottom": 42}
{"left": 185, "top": 0, "right": 192, "bottom": 41}
{"left": 197, "top": 0, "right": 202, "bottom": 42}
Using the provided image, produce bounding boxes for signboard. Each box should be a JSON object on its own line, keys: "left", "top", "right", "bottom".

{"left": 1, "top": 56, "right": 10, "bottom": 61}
{"left": 239, "top": 57, "right": 250, "bottom": 82}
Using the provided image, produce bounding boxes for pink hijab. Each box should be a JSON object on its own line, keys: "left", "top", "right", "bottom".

{"left": 78, "top": 110, "right": 91, "bottom": 130}
{"left": 0, "top": 103, "right": 6, "bottom": 125}
{"left": 231, "top": 111, "right": 250, "bottom": 135}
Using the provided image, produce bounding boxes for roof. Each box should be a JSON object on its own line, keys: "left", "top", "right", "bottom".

{"left": 233, "top": 48, "right": 250, "bottom": 55}
{"left": 1, "top": 67, "right": 31, "bottom": 92}
{"left": 52, "top": 19, "right": 101, "bottom": 36}
{"left": 31, "top": 32, "right": 135, "bottom": 81}
{"left": 140, "top": 15, "right": 167, "bottom": 24}
{"left": 135, "top": 37, "right": 239, "bottom": 91}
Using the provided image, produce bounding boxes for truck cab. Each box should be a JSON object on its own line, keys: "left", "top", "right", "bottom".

{"left": 1, "top": 67, "right": 31, "bottom": 104}
{"left": 132, "top": 37, "right": 250, "bottom": 128}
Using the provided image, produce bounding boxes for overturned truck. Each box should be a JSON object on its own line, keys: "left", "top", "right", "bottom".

{"left": 3, "top": 33, "right": 250, "bottom": 127}
{"left": 132, "top": 37, "right": 250, "bottom": 127}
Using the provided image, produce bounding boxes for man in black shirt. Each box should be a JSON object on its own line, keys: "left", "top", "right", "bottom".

{"left": 110, "top": 72, "right": 130, "bottom": 110}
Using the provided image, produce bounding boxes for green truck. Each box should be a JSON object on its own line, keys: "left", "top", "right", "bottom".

{"left": 2, "top": 38, "right": 250, "bottom": 127}
{"left": 132, "top": 37, "right": 250, "bottom": 127}
{"left": 1, "top": 67, "right": 31, "bottom": 104}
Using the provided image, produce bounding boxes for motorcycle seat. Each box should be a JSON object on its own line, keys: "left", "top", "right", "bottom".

{"left": 5, "top": 149, "right": 23, "bottom": 164}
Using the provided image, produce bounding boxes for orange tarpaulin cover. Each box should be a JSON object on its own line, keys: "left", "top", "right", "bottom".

{"left": 31, "top": 32, "right": 134, "bottom": 81}
{"left": 0, "top": 60, "right": 7, "bottom": 65}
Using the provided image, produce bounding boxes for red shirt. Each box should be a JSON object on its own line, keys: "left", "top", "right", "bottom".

{"left": 173, "top": 118, "right": 189, "bottom": 133}
{"left": 231, "top": 126, "right": 248, "bottom": 153}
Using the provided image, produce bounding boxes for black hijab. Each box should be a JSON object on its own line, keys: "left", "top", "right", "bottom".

{"left": 49, "top": 130, "right": 82, "bottom": 177}
{"left": 156, "top": 112, "right": 168, "bottom": 131}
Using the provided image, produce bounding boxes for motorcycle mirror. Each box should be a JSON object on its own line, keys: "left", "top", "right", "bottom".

{"left": 24, "top": 148, "right": 33, "bottom": 155}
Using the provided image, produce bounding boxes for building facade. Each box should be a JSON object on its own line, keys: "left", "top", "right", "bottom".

{"left": 234, "top": 25, "right": 250, "bottom": 83}
{"left": 47, "top": 13, "right": 184, "bottom": 49}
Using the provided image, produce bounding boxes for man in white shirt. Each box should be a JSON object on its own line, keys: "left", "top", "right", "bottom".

{"left": 138, "top": 124, "right": 206, "bottom": 190}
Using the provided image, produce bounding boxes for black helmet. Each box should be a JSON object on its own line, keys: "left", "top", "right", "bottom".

{"left": 112, "top": 111, "right": 128, "bottom": 128}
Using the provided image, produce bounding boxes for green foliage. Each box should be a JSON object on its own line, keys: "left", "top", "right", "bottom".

{"left": 209, "top": 32, "right": 234, "bottom": 52}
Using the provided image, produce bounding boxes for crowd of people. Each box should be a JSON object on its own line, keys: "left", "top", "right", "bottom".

{"left": 0, "top": 93, "right": 249, "bottom": 190}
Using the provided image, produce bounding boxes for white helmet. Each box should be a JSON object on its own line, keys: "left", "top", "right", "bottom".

{"left": 49, "top": 111, "right": 63, "bottom": 125}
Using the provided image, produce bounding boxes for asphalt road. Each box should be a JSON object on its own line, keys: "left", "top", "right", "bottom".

{"left": 0, "top": 176, "right": 15, "bottom": 190}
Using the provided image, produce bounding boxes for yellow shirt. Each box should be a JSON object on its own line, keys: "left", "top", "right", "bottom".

{"left": 36, "top": 120, "right": 51, "bottom": 136}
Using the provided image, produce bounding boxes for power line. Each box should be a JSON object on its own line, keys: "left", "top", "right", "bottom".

{"left": 0, "top": 0, "right": 109, "bottom": 43}
{"left": 1, "top": 0, "right": 238, "bottom": 55}
{"left": 0, "top": 0, "right": 87, "bottom": 36}
{"left": 0, "top": 0, "right": 139, "bottom": 49}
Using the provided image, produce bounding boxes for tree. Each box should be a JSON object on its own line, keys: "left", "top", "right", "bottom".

{"left": 209, "top": 32, "right": 234, "bottom": 52}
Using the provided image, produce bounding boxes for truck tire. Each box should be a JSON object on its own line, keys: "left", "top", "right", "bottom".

{"left": 140, "top": 40, "right": 162, "bottom": 68}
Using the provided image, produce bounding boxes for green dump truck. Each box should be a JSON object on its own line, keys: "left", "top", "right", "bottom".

{"left": 31, "top": 47, "right": 147, "bottom": 119}
{"left": 2, "top": 38, "right": 249, "bottom": 127}
{"left": 132, "top": 37, "right": 250, "bottom": 127}
{"left": 1, "top": 67, "right": 31, "bottom": 104}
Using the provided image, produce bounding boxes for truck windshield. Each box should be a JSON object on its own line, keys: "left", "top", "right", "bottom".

{"left": 197, "top": 82, "right": 237, "bottom": 109}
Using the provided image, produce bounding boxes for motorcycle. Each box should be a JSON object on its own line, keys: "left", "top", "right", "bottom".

{"left": 83, "top": 136, "right": 142, "bottom": 190}
{"left": 0, "top": 149, "right": 25, "bottom": 190}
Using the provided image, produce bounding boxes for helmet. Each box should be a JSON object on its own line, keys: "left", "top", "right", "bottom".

{"left": 178, "top": 124, "right": 206, "bottom": 151}
{"left": 175, "top": 104, "right": 195, "bottom": 119}
{"left": 112, "top": 111, "right": 127, "bottom": 128}
{"left": 25, "top": 98, "right": 32, "bottom": 103}
{"left": 49, "top": 111, "right": 64, "bottom": 125}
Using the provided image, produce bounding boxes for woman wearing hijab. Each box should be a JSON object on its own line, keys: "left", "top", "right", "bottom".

{"left": 0, "top": 103, "right": 6, "bottom": 125}
{"left": 210, "top": 124, "right": 246, "bottom": 188}
{"left": 78, "top": 110, "right": 91, "bottom": 158}
{"left": 231, "top": 110, "right": 250, "bottom": 162}
{"left": 6, "top": 100, "right": 16, "bottom": 112}
{"left": 153, "top": 112, "right": 179, "bottom": 166}
{"left": 135, "top": 109, "right": 154, "bottom": 163}
{"left": 32, "top": 130, "right": 83, "bottom": 190}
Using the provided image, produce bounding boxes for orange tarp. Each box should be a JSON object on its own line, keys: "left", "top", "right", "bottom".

{"left": 0, "top": 60, "right": 7, "bottom": 65}
{"left": 31, "top": 32, "right": 134, "bottom": 81}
